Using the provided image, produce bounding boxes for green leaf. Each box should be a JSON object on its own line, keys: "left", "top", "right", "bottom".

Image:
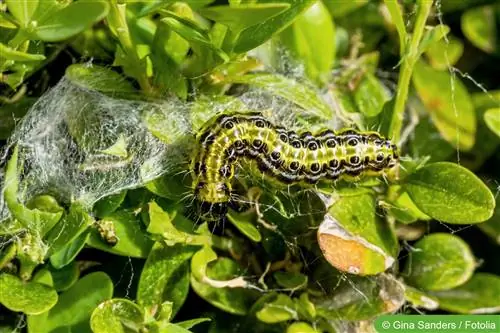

{"left": 93, "top": 191, "right": 127, "bottom": 219}
{"left": 26, "top": 195, "right": 63, "bottom": 214}
{"left": 234, "top": 0, "right": 314, "bottom": 53}
{"left": 431, "top": 273, "right": 500, "bottom": 314}
{"left": 49, "top": 262, "right": 80, "bottom": 292}
{"left": 280, "top": 1, "right": 335, "bottom": 85}
{"left": 320, "top": 192, "right": 398, "bottom": 275}
{"left": 49, "top": 230, "right": 90, "bottom": 269}
{"left": 0, "top": 42, "right": 45, "bottom": 61}
{"left": 145, "top": 201, "right": 204, "bottom": 246}
{"left": 160, "top": 13, "right": 228, "bottom": 62}
{"left": 412, "top": 60, "right": 476, "bottom": 150}
{"left": 226, "top": 74, "right": 332, "bottom": 120}
{"left": 87, "top": 210, "right": 153, "bottom": 258}
{"left": 404, "top": 286, "right": 439, "bottom": 310}
{"left": 286, "top": 322, "right": 319, "bottom": 333}
{"left": 199, "top": 3, "right": 290, "bottom": 35}
{"left": 384, "top": 185, "right": 431, "bottom": 224}
{"left": 137, "top": 242, "right": 197, "bottom": 319}
{"left": 418, "top": 24, "right": 450, "bottom": 56}
{"left": 190, "top": 247, "right": 255, "bottom": 315}
{"left": 32, "top": 272, "right": 113, "bottom": 332}
{"left": 484, "top": 108, "right": 500, "bottom": 138}
{"left": 353, "top": 72, "right": 390, "bottom": 117}
{"left": 138, "top": 0, "right": 214, "bottom": 17}
{"left": 256, "top": 294, "right": 297, "bottom": 323}
{"left": 461, "top": 5, "right": 496, "bottom": 53}
{"left": 0, "top": 98, "right": 34, "bottom": 140}
{"left": 32, "top": 0, "right": 109, "bottom": 42}
{"left": 409, "top": 115, "right": 454, "bottom": 163}
{"left": 323, "top": 0, "right": 369, "bottom": 18}
{"left": 425, "top": 35, "right": 464, "bottom": 70}
{"left": 404, "top": 162, "right": 495, "bottom": 223}
{"left": 6, "top": 0, "right": 38, "bottom": 27}
{"left": 478, "top": 187, "right": 500, "bottom": 244}
{"left": 176, "top": 317, "right": 212, "bottom": 330}
{"left": 45, "top": 203, "right": 93, "bottom": 256}
{"left": 466, "top": 91, "right": 500, "bottom": 168}
{"left": 90, "top": 298, "right": 144, "bottom": 333}
{"left": 0, "top": 273, "right": 58, "bottom": 315}
{"left": 403, "top": 233, "right": 476, "bottom": 291}
{"left": 227, "top": 209, "right": 261, "bottom": 242}
{"left": 151, "top": 11, "right": 189, "bottom": 99}
{"left": 4, "top": 146, "right": 63, "bottom": 235}
{"left": 65, "top": 64, "right": 136, "bottom": 95}
{"left": 273, "top": 271, "right": 307, "bottom": 291}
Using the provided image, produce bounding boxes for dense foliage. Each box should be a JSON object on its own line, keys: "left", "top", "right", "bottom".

{"left": 1, "top": 0, "right": 500, "bottom": 332}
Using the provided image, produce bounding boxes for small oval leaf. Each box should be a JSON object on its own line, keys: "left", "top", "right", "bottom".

{"left": 0, "top": 273, "right": 58, "bottom": 315}
{"left": 403, "top": 233, "right": 476, "bottom": 291}
{"left": 404, "top": 162, "right": 495, "bottom": 223}
{"left": 484, "top": 108, "right": 500, "bottom": 138}
{"left": 90, "top": 298, "right": 144, "bottom": 333}
{"left": 431, "top": 273, "right": 500, "bottom": 314}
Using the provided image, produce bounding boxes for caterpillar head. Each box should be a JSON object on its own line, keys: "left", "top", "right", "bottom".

{"left": 195, "top": 181, "right": 231, "bottom": 221}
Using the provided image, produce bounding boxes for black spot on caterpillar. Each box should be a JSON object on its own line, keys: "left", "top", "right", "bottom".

{"left": 192, "top": 112, "right": 399, "bottom": 221}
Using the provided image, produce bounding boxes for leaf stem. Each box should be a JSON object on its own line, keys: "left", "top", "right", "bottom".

{"left": 387, "top": 0, "right": 433, "bottom": 144}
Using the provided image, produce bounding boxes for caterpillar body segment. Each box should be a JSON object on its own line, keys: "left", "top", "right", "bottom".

{"left": 192, "top": 112, "right": 399, "bottom": 221}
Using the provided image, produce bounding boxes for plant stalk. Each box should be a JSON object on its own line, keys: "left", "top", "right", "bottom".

{"left": 387, "top": 0, "right": 433, "bottom": 144}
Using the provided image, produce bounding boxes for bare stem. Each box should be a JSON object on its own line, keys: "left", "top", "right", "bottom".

{"left": 385, "top": 0, "right": 433, "bottom": 144}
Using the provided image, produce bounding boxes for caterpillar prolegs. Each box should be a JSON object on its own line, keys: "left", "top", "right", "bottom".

{"left": 192, "top": 112, "right": 399, "bottom": 221}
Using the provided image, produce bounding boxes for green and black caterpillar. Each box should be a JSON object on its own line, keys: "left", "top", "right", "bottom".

{"left": 192, "top": 112, "right": 399, "bottom": 221}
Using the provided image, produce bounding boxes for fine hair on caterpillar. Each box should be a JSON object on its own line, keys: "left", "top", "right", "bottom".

{"left": 192, "top": 112, "right": 399, "bottom": 221}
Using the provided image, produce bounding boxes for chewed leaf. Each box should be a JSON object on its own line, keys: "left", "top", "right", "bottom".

{"left": 313, "top": 273, "right": 405, "bottom": 321}
{"left": 404, "top": 286, "right": 439, "bottom": 310}
{"left": 256, "top": 294, "right": 298, "bottom": 323}
{"left": 404, "top": 162, "right": 495, "bottom": 223}
{"left": 403, "top": 233, "right": 476, "bottom": 291}
{"left": 319, "top": 193, "right": 398, "bottom": 275}
{"left": 190, "top": 247, "right": 256, "bottom": 315}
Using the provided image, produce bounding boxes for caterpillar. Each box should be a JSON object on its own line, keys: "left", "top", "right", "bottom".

{"left": 192, "top": 112, "right": 399, "bottom": 221}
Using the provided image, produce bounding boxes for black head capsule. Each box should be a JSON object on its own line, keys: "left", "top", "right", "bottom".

{"left": 198, "top": 201, "right": 229, "bottom": 222}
